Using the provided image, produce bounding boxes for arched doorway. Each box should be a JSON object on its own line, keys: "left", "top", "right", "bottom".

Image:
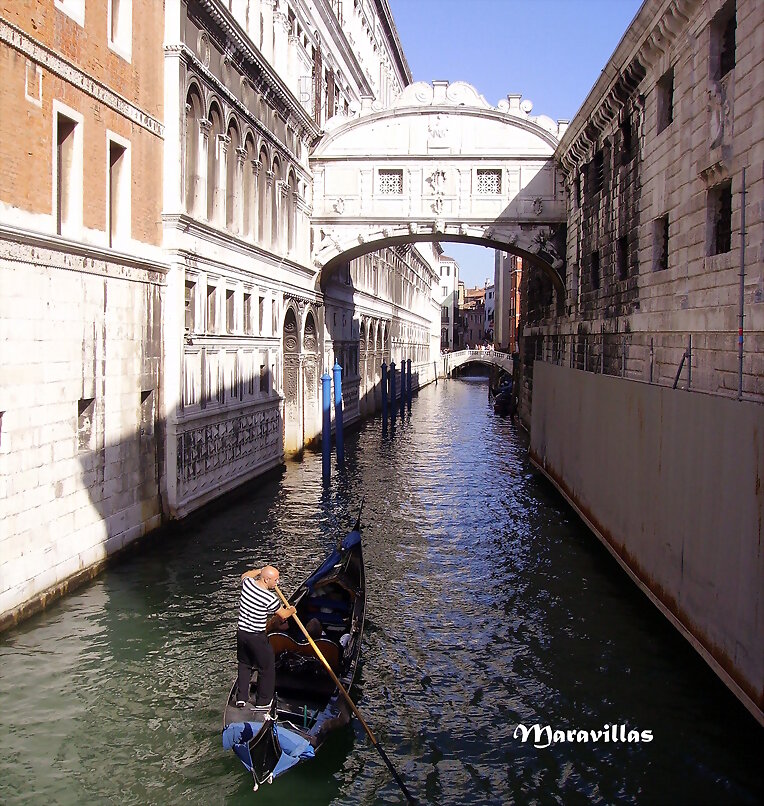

{"left": 282, "top": 307, "right": 300, "bottom": 453}
{"left": 302, "top": 311, "right": 319, "bottom": 445}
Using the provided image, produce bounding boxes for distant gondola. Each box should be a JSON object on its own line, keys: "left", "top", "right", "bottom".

{"left": 222, "top": 515, "right": 366, "bottom": 791}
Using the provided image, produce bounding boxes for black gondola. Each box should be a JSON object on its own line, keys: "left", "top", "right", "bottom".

{"left": 222, "top": 515, "right": 366, "bottom": 791}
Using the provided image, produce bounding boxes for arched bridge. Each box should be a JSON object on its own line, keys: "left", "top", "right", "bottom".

{"left": 441, "top": 349, "right": 514, "bottom": 377}
{"left": 310, "top": 81, "right": 569, "bottom": 299}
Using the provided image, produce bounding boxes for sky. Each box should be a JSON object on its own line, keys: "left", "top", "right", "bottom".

{"left": 387, "top": 0, "right": 645, "bottom": 288}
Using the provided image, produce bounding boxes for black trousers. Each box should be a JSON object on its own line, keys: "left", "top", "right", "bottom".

{"left": 236, "top": 629, "right": 275, "bottom": 705}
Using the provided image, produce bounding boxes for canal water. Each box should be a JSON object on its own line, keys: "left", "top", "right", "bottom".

{"left": 1, "top": 378, "right": 761, "bottom": 805}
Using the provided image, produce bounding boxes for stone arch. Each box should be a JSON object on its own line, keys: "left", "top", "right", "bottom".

{"left": 184, "top": 84, "right": 204, "bottom": 216}
{"left": 207, "top": 101, "right": 224, "bottom": 223}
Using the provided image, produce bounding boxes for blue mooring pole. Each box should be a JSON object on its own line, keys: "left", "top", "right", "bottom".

{"left": 333, "top": 362, "right": 344, "bottom": 465}
{"left": 381, "top": 361, "right": 388, "bottom": 426}
{"left": 390, "top": 361, "right": 396, "bottom": 423}
{"left": 407, "top": 359, "right": 412, "bottom": 410}
{"left": 321, "top": 371, "right": 331, "bottom": 482}
{"left": 399, "top": 359, "right": 405, "bottom": 419}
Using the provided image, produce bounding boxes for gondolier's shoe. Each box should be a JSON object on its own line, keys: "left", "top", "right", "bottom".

{"left": 247, "top": 699, "right": 275, "bottom": 719}
{"left": 235, "top": 700, "right": 247, "bottom": 708}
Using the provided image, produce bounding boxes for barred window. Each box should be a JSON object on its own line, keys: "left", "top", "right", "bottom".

{"left": 477, "top": 169, "right": 501, "bottom": 194}
{"left": 379, "top": 169, "right": 403, "bottom": 195}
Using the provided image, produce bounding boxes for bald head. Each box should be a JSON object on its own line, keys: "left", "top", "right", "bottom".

{"left": 260, "top": 565, "right": 280, "bottom": 589}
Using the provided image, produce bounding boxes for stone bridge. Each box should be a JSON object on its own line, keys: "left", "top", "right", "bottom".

{"left": 309, "top": 81, "right": 569, "bottom": 299}
{"left": 441, "top": 349, "right": 514, "bottom": 378}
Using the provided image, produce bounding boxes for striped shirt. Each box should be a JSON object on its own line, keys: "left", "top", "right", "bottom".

{"left": 238, "top": 578, "right": 280, "bottom": 632}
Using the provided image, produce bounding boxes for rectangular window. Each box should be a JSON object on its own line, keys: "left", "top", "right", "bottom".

{"left": 258, "top": 295, "right": 265, "bottom": 335}
{"left": 620, "top": 114, "right": 633, "bottom": 165}
{"left": 379, "top": 169, "right": 403, "bottom": 195}
{"left": 590, "top": 250, "right": 600, "bottom": 290}
{"left": 206, "top": 283, "right": 217, "bottom": 332}
{"left": 259, "top": 363, "right": 268, "bottom": 393}
{"left": 575, "top": 173, "right": 582, "bottom": 208}
{"left": 56, "top": 112, "right": 78, "bottom": 235}
{"left": 108, "top": 138, "right": 128, "bottom": 247}
{"left": 590, "top": 150, "right": 604, "bottom": 195}
{"left": 226, "top": 289, "right": 235, "bottom": 334}
{"left": 243, "top": 292, "right": 252, "bottom": 335}
{"left": 77, "top": 397, "right": 95, "bottom": 452}
{"left": 708, "top": 181, "right": 732, "bottom": 255}
{"left": 653, "top": 215, "right": 670, "bottom": 270}
{"left": 54, "top": 0, "right": 85, "bottom": 27}
{"left": 140, "top": 390, "right": 154, "bottom": 438}
{"left": 476, "top": 169, "right": 502, "bottom": 194}
{"left": 184, "top": 280, "right": 196, "bottom": 331}
{"left": 711, "top": 1, "right": 736, "bottom": 80}
{"left": 442, "top": 286, "right": 448, "bottom": 296}
{"left": 617, "top": 235, "right": 629, "bottom": 280}
{"left": 657, "top": 68, "right": 674, "bottom": 134}
{"left": 108, "top": 0, "right": 132, "bottom": 61}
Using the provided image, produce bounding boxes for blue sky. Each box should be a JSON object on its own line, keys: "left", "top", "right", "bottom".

{"left": 387, "top": 0, "right": 644, "bottom": 287}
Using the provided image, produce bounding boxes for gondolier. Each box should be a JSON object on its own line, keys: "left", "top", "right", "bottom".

{"left": 236, "top": 564, "right": 296, "bottom": 710}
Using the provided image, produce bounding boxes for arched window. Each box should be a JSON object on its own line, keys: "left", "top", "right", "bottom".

{"left": 226, "top": 118, "right": 240, "bottom": 232}
{"left": 257, "top": 146, "right": 268, "bottom": 244}
{"left": 243, "top": 135, "right": 256, "bottom": 239}
{"left": 287, "top": 169, "right": 297, "bottom": 255}
{"left": 271, "top": 156, "right": 282, "bottom": 251}
{"left": 185, "top": 87, "right": 203, "bottom": 215}
{"left": 207, "top": 102, "right": 223, "bottom": 223}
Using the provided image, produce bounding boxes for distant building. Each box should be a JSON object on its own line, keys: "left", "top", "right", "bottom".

{"left": 435, "top": 253, "right": 459, "bottom": 349}
{"left": 456, "top": 285, "right": 486, "bottom": 348}
{"left": 484, "top": 281, "right": 495, "bottom": 342}
{"left": 494, "top": 252, "right": 522, "bottom": 352}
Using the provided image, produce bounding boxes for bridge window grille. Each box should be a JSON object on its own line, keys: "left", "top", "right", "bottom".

{"left": 379, "top": 169, "right": 403, "bottom": 195}
{"left": 477, "top": 169, "right": 501, "bottom": 195}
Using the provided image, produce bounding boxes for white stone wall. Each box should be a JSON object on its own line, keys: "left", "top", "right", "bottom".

{"left": 0, "top": 235, "right": 165, "bottom": 627}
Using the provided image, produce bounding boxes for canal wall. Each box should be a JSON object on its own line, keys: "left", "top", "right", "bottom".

{"left": 528, "top": 361, "right": 763, "bottom": 724}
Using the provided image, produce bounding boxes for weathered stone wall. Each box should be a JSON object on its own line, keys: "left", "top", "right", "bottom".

{"left": 0, "top": 238, "right": 166, "bottom": 630}
{"left": 529, "top": 361, "right": 763, "bottom": 724}
{"left": 520, "top": 0, "right": 763, "bottom": 421}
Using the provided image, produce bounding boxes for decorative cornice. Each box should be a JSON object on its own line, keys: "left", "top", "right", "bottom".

{"left": 0, "top": 17, "right": 163, "bottom": 137}
{"left": 556, "top": 0, "right": 700, "bottom": 173}
{"left": 195, "top": 0, "right": 319, "bottom": 141}
{"left": 0, "top": 224, "right": 168, "bottom": 282}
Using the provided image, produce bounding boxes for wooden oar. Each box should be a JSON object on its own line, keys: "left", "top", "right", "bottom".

{"left": 274, "top": 585, "right": 417, "bottom": 804}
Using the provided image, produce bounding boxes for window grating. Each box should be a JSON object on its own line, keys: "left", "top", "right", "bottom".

{"left": 379, "top": 169, "right": 403, "bottom": 195}
{"left": 477, "top": 169, "right": 501, "bottom": 194}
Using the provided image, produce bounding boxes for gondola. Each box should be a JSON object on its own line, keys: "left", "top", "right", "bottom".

{"left": 222, "top": 514, "right": 366, "bottom": 791}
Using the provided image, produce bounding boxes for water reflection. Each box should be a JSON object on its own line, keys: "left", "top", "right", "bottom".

{"left": 0, "top": 378, "right": 761, "bottom": 805}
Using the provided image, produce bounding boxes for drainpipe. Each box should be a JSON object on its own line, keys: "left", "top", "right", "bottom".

{"left": 738, "top": 167, "right": 746, "bottom": 400}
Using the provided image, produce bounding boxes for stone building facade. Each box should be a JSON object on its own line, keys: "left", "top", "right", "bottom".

{"left": 521, "top": 0, "right": 763, "bottom": 722}
{"left": 520, "top": 0, "right": 762, "bottom": 407}
{"left": 0, "top": 0, "right": 421, "bottom": 627}
{"left": 162, "top": 0, "right": 412, "bottom": 515}
{"left": 0, "top": 2, "right": 166, "bottom": 628}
